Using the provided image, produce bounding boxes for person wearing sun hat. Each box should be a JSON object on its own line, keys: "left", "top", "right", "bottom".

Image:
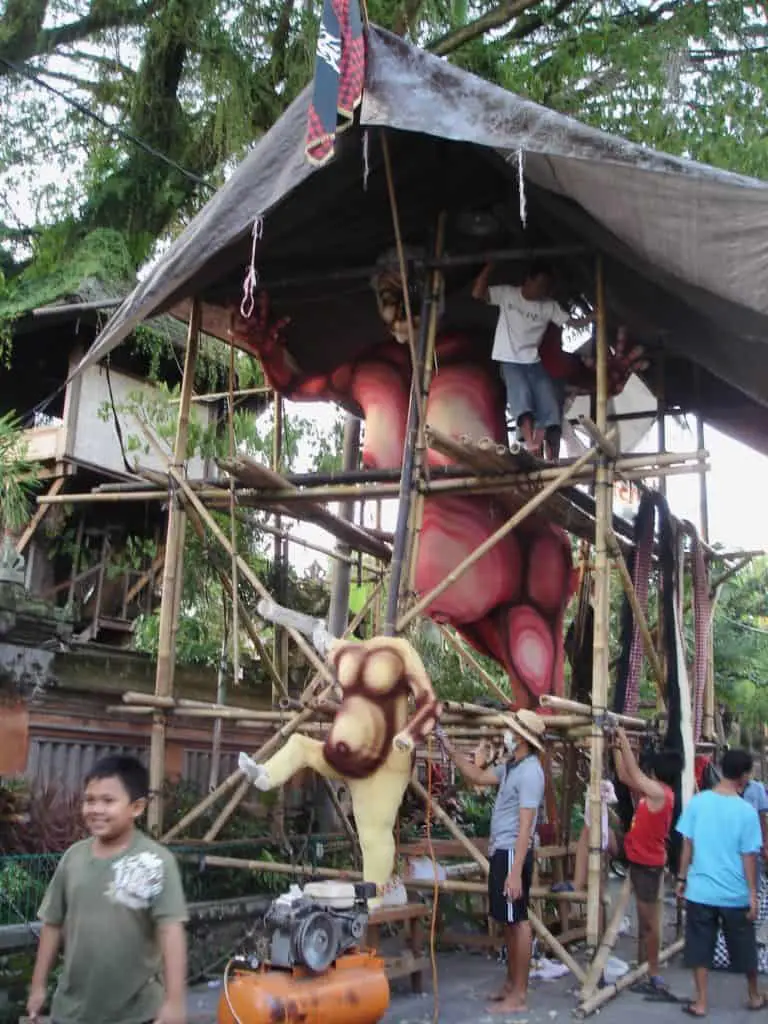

{"left": 435, "top": 708, "right": 546, "bottom": 1015}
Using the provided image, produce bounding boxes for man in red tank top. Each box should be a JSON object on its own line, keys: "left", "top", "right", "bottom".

{"left": 614, "top": 727, "right": 682, "bottom": 996}
{"left": 553, "top": 728, "right": 682, "bottom": 995}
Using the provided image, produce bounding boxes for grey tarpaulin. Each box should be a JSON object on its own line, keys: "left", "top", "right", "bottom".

{"left": 74, "top": 26, "right": 768, "bottom": 452}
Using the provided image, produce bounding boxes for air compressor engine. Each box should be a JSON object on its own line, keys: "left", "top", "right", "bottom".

{"left": 218, "top": 881, "right": 390, "bottom": 1024}
{"left": 265, "top": 880, "right": 371, "bottom": 972}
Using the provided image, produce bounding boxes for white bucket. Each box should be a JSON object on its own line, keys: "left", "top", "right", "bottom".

{"left": 603, "top": 956, "right": 630, "bottom": 985}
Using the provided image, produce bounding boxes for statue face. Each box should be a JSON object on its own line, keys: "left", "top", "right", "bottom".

{"left": 373, "top": 267, "right": 423, "bottom": 346}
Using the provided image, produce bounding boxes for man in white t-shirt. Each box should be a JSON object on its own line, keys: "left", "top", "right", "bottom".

{"left": 474, "top": 261, "right": 592, "bottom": 460}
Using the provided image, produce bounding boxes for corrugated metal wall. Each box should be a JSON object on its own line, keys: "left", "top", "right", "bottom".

{"left": 26, "top": 739, "right": 148, "bottom": 791}
{"left": 24, "top": 739, "right": 238, "bottom": 794}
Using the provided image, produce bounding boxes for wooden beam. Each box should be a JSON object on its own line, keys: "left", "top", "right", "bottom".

{"left": 16, "top": 477, "right": 65, "bottom": 555}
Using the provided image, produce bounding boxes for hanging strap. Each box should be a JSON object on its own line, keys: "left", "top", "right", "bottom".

{"left": 305, "top": 0, "right": 365, "bottom": 167}
{"left": 614, "top": 494, "right": 655, "bottom": 716}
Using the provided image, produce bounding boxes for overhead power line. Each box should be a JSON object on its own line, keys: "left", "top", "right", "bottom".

{"left": 0, "top": 55, "right": 215, "bottom": 192}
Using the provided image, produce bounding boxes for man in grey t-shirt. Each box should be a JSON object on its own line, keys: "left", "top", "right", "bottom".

{"left": 438, "top": 709, "right": 545, "bottom": 1015}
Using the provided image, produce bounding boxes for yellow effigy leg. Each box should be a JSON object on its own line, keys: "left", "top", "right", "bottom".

{"left": 240, "top": 734, "right": 342, "bottom": 790}
{"left": 349, "top": 748, "right": 412, "bottom": 907}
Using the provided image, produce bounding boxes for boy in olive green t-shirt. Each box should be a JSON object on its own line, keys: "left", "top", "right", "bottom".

{"left": 28, "top": 755, "right": 188, "bottom": 1024}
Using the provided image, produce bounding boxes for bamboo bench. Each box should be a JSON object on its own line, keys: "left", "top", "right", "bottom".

{"left": 366, "top": 903, "right": 431, "bottom": 993}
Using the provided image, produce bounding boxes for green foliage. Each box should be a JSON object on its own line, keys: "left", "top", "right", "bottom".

{"left": 414, "top": 620, "right": 511, "bottom": 703}
{"left": 0, "top": 411, "right": 38, "bottom": 532}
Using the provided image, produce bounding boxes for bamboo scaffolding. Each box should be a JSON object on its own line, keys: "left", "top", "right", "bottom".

{"left": 397, "top": 443, "right": 604, "bottom": 633}
{"left": 579, "top": 876, "right": 633, "bottom": 998}
{"left": 577, "top": 938, "right": 685, "bottom": 1016}
{"left": 147, "top": 301, "right": 200, "bottom": 833}
{"left": 539, "top": 695, "right": 647, "bottom": 730}
{"left": 586, "top": 257, "right": 612, "bottom": 951}
{"left": 35, "top": 453, "right": 706, "bottom": 509}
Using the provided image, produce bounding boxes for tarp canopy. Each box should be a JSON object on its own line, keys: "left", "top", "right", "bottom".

{"left": 78, "top": 27, "right": 768, "bottom": 454}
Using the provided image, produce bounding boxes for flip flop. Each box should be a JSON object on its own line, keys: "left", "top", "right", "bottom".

{"left": 681, "top": 1004, "right": 706, "bottom": 1018}
{"left": 746, "top": 996, "right": 767, "bottom": 1011}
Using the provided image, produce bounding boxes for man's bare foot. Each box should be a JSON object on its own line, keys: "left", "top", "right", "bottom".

{"left": 488, "top": 995, "right": 528, "bottom": 1015}
{"left": 488, "top": 982, "right": 513, "bottom": 1002}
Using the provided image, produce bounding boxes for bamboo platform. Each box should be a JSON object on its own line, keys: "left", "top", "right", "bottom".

{"left": 217, "top": 454, "right": 392, "bottom": 561}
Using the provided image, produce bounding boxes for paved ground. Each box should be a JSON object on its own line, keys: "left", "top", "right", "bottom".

{"left": 188, "top": 887, "right": 763, "bottom": 1023}
{"left": 190, "top": 944, "right": 761, "bottom": 1024}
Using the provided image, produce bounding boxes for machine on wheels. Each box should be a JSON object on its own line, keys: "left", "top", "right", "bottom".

{"left": 218, "top": 881, "right": 390, "bottom": 1024}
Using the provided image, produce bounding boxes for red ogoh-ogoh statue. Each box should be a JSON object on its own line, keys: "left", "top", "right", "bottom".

{"left": 227, "top": 274, "right": 644, "bottom": 709}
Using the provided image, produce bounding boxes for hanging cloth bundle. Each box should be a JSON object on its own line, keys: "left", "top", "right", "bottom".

{"left": 565, "top": 555, "right": 594, "bottom": 706}
{"left": 612, "top": 491, "right": 686, "bottom": 872}
{"left": 680, "top": 521, "right": 712, "bottom": 744}
{"left": 305, "top": 0, "right": 365, "bottom": 167}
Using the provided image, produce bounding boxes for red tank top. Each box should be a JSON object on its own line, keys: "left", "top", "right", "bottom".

{"left": 623, "top": 785, "right": 674, "bottom": 867}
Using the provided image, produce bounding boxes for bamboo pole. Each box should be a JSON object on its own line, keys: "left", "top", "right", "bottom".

{"left": 586, "top": 256, "right": 612, "bottom": 950}
{"left": 36, "top": 454, "right": 706, "bottom": 508}
{"left": 147, "top": 301, "right": 200, "bottom": 833}
{"left": 437, "top": 625, "right": 512, "bottom": 706}
{"left": 409, "top": 776, "right": 489, "bottom": 872}
{"left": 579, "top": 876, "right": 633, "bottom": 998}
{"left": 539, "top": 695, "right": 647, "bottom": 730}
{"left": 397, "top": 443, "right": 603, "bottom": 633}
{"left": 577, "top": 938, "right": 684, "bottom": 1017}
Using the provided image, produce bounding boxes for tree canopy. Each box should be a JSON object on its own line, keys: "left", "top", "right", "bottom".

{"left": 1, "top": 0, "right": 766, "bottom": 295}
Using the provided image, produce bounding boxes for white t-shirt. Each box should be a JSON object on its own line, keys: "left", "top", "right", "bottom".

{"left": 488, "top": 284, "right": 569, "bottom": 364}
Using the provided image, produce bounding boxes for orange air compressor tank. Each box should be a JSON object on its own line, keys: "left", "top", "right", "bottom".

{"left": 218, "top": 952, "right": 390, "bottom": 1024}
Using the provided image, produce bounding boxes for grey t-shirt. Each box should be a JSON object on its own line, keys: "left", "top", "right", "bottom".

{"left": 489, "top": 755, "right": 545, "bottom": 856}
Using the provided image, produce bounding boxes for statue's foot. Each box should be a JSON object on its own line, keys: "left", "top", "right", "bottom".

{"left": 378, "top": 876, "right": 408, "bottom": 908}
{"left": 238, "top": 752, "right": 272, "bottom": 791}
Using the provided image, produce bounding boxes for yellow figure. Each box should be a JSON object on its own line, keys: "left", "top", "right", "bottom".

{"left": 239, "top": 636, "right": 441, "bottom": 907}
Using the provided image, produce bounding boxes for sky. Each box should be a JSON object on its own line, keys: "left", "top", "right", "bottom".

{"left": 278, "top": 399, "right": 768, "bottom": 577}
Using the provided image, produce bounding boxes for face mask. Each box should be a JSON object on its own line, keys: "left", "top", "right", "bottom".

{"left": 503, "top": 730, "right": 519, "bottom": 754}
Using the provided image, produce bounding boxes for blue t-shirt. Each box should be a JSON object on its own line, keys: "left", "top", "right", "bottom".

{"left": 676, "top": 790, "right": 762, "bottom": 907}
{"left": 743, "top": 780, "right": 768, "bottom": 815}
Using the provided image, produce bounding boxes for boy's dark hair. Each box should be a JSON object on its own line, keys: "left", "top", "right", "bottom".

{"left": 525, "top": 260, "right": 556, "bottom": 283}
{"left": 85, "top": 755, "right": 149, "bottom": 802}
{"left": 721, "top": 747, "right": 754, "bottom": 781}
{"left": 648, "top": 748, "right": 684, "bottom": 787}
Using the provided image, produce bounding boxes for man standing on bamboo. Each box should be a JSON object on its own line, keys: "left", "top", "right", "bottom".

{"left": 436, "top": 710, "right": 546, "bottom": 1015}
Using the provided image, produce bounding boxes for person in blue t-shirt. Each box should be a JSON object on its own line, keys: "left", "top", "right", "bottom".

{"left": 676, "top": 749, "right": 765, "bottom": 1017}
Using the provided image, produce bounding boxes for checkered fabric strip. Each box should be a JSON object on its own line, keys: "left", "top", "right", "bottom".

{"left": 305, "top": 0, "right": 365, "bottom": 166}
{"left": 623, "top": 506, "right": 655, "bottom": 714}
{"left": 687, "top": 526, "right": 711, "bottom": 742}
{"left": 714, "top": 873, "right": 768, "bottom": 971}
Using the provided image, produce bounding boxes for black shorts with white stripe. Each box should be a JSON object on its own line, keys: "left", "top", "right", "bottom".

{"left": 488, "top": 848, "right": 534, "bottom": 925}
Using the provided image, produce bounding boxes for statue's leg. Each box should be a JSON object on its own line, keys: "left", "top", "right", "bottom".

{"left": 349, "top": 752, "right": 411, "bottom": 907}
{"left": 240, "top": 735, "right": 341, "bottom": 791}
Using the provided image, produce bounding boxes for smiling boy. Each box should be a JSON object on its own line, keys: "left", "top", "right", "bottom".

{"left": 27, "top": 755, "right": 188, "bottom": 1024}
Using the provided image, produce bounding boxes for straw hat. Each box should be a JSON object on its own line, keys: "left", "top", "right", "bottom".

{"left": 504, "top": 709, "right": 546, "bottom": 753}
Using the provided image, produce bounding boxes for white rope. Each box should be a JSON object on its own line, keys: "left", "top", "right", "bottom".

{"left": 240, "top": 216, "right": 264, "bottom": 319}
{"left": 362, "top": 129, "right": 370, "bottom": 191}
{"left": 517, "top": 148, "right": 527, "bottom": 228}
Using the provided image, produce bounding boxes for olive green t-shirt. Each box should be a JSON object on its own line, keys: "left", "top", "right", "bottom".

{"left": 39, "top": 831, "right": 188, "bottom": 1024}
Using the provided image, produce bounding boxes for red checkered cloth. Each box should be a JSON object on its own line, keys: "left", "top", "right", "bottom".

{"left": 622, "top": 504, "right": 655, "bottom": 715}
{"left": 682, "top": 522, "right": 711, "bottom": 742}
{"left": 306, "top": 0, "right": 365, "bottom": 167}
